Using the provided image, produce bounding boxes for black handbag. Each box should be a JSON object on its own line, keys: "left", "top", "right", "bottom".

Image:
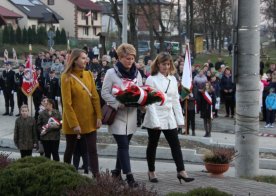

{"left": 102, "top": 104, "right": 117, "bottom": 125}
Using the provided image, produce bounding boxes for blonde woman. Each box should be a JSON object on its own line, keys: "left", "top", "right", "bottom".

{"left": 101, "top": 43, "right": 142, "bottom": 187}
{"left": 142, "top": 52, "right": 194, "bottom": 184}
{"left": 61, "top": 48, "right": 102, "bottom": 177}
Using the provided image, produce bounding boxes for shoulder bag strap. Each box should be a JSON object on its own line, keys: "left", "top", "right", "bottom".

{"left": 70, "top": 73, "right": 92, "bottom": 97}
{"left": 164, "top": 79, "right": 171, "bottom": 94}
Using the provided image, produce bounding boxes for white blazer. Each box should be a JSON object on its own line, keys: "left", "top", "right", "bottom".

{"left": 142, "top": 72, "right": 184, "bottom": 130}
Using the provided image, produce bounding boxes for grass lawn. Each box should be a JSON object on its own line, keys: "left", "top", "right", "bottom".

{"left": 0, "top": 44, "right": 67, "bottom": 57}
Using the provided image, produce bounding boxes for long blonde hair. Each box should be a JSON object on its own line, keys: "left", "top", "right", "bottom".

{"left": 151, "top": 52, "right": 176, "bottom": 76}
{"left": 63, "top": 48, "right": 86, "bottom": 75}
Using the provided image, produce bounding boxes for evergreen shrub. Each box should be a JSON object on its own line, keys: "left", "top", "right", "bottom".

{"left": 0, "top": 156, "right": 91, "bottom": 196}
{"left": 166, "top": 187, "right": 231, "bottom": 196}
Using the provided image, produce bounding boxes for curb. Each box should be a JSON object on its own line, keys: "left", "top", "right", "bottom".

{"left": 1, "top": 135, "right": 276, "bottom": 170}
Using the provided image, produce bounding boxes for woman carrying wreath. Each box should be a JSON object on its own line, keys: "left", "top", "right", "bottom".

{"left": 142, "top": 52, "right": 194, "bottom": 184}
{"left": 101, "top": 43, "right": 142, "bottom": 187}
{"left": 61, "top": 48, "right": 102, "bottom": 178}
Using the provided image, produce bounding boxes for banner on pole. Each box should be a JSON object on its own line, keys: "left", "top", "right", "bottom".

{"left": 22, "top": 55, "right": 39, "bottom": 96}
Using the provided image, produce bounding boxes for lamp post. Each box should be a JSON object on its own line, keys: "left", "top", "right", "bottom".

{"left": 122, "top": 0, "right": 128, "bottom": 43}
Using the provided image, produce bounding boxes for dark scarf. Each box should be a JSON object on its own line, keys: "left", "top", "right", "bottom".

{"left": 115, "top": 61, "right": 138, "bottom": 80}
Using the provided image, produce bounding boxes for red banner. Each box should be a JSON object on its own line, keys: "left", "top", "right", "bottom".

{"left": 21, "top": 55, "right": 39, "bottom": 96}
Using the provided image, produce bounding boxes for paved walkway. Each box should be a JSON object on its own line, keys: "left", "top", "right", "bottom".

{"left": 1, "top": 92, "right": 276, "bottom": 195}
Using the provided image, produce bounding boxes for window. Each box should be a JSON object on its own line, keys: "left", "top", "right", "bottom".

{"left": 46, "top": 8, "right": 52, "bottom": 13}
{"left": 93, "top": 12, "right": 97, "bottom": 20}
{"left": 81, "top": 12, "right": 86, "bottom": 20}
{"left": 83, "top": 27, "right": 89, "bottom": 36}
{"left": 23, "top": 6, "right": 30, "bottom": 11}
{"left": 93, "top": 27, "right": 97, "bottom": 35}
{"left": 48, "top": 0, "right": 54, "bottom": 5}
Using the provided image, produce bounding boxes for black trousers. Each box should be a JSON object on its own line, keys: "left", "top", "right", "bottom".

{"left": 42, "top": 140, "right": 60, "bottom": 161}
{"left": 203, "top": 118, "right": 212, "bottom": 135}
{"left": 17, "top": 90, "right": 27, "bottom": 109}
{"left": 186, "top": 110, "right": 195, "bottom": 134}
{"left": 147, "top": 128, "right": 185, "bottom": 172}
{"left": 64, "top": 132, "right": 99, "bottom": 176}
{"left": 3, "top": 90, "right": 14, "bottom": 109}
{"left": 225, "top": 97, "right": 235, "bottom": 116}
{"left": 33, "top": 92, "right": 43, "bottom": 120}
{"left": 20, "top": 150, "right": 32, "bottom": 158}
{"left": 73, "top": 136, "right": 88, "bottom": 171}
{"left": 113, "top": 134, "right": 133, "bottom": 174}
{"left": 266, "top": 110, "right": 275, "bottom": 124}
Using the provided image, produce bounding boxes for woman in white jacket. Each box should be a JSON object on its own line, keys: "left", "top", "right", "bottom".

{"left": 142, "top": 52, "right": 194, "bottom": 184}
{"left": 101, "top": 43, "right": 142, "bottom": 187}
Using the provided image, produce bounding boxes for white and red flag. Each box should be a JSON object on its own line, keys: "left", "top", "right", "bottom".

{"left": 4, "top": 49, "right": 8, "bottom": 63}
{"left": 22, "top": 55, "right": 39, "bottom": 96}
{"left": 12, "top": 48, "right": 18, "bottom": 65}
{"left": 85, "top": 10, "right": 92, "bottom": 17}
{"left": 180, "top": 44, "right": 193, "bottom": 99}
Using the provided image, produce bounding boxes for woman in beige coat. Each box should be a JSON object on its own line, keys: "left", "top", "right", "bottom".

{"left": 101, "top": 43, "right": 142, "bottom": 187}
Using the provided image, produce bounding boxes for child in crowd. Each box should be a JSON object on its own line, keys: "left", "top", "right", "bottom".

{"left": 200, "top": 82, "right": 216, "bottom": 137}
{"left": 37, "top": 99, "right": 62, "bottom": 161}
{"left": 264, "top": 88, "right": 276, "bottom": 128}
{"left": 37, "top": 96, "right": 48, "bottom": 155}
{"left": 14, "top": 105, "right": 37, "bottom": 158}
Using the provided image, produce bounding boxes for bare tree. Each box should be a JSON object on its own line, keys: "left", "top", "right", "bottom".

{"left": 109, "top": 0, "right": 123, "bottom": 43}
{"left": 138, "top": 0, "right": 176, "bottom": 55}
{"left": 193, "top": 0, "right": 232, "bottom": 53}
{"left": 261, "top": 0, "right": 276, "bottom": 46}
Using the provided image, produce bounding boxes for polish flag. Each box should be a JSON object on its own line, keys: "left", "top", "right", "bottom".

{"left": 22, "top": 55, "right": 39, "bottom": 96}
{"left": 85, "top": 10, "right": 92, "bottom": 17}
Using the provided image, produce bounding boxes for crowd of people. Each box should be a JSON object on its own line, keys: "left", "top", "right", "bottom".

{"left": 1, "top": 42, "right": 274, "bottom": 187}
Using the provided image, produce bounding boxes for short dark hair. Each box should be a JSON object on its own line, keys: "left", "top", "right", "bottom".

{"left": 47, "top": 99, "right": 55, "bottom": 108}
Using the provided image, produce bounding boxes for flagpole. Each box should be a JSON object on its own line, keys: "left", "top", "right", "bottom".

{"left": 28, "top": 44, "right": 33, "bottom": 117}
{"left": 184, "top": 98, "right": 188, "bottom": 135}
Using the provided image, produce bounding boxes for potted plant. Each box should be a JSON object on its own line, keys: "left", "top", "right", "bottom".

{"left": 203, "top": 146, "right": 236, "bottom": 175}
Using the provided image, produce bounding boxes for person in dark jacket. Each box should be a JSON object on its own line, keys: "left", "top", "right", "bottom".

{"left": 200, "top": 82, "right": 216, "bottom": 137}
{"left": 14, "top": 105, "right": 37, "bottom": 158}
{"left": 185, "top": 93, "right": 196, "bottom": 136}
{"left": 15, "top": 64, "right": 27, "bottom": 116}
{"left": 37, "top": 99, "right": 61, "bottom": 161}
{"left": 33, "top": 68, "right": 45, "bottom": 120}
{"left": 45, "top": 70, "right": 60, "bottom": 110}
{"left": 220, "top": 67, "right": 235, "bottom": 118}
{"left": 1, "top": 61, "right": 16, "bottom": 116}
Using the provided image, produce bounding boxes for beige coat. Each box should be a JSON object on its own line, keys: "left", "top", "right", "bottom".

{"left": 101, "top": 68, "right": 142, "bottom": 135}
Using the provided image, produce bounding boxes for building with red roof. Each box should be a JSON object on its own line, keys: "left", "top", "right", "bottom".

{"left": 42, "top": 0, "right": 102, "bottom": 40}
{"left": 0, "top": 5, "right": 22, "bottom": 29}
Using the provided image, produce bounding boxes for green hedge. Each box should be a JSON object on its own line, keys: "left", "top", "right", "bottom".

{"left": 167, "top": 187, "right": 231, "bottom": 196}
{"left": 0, "top": 156, "right": 91, "bottom": 196}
